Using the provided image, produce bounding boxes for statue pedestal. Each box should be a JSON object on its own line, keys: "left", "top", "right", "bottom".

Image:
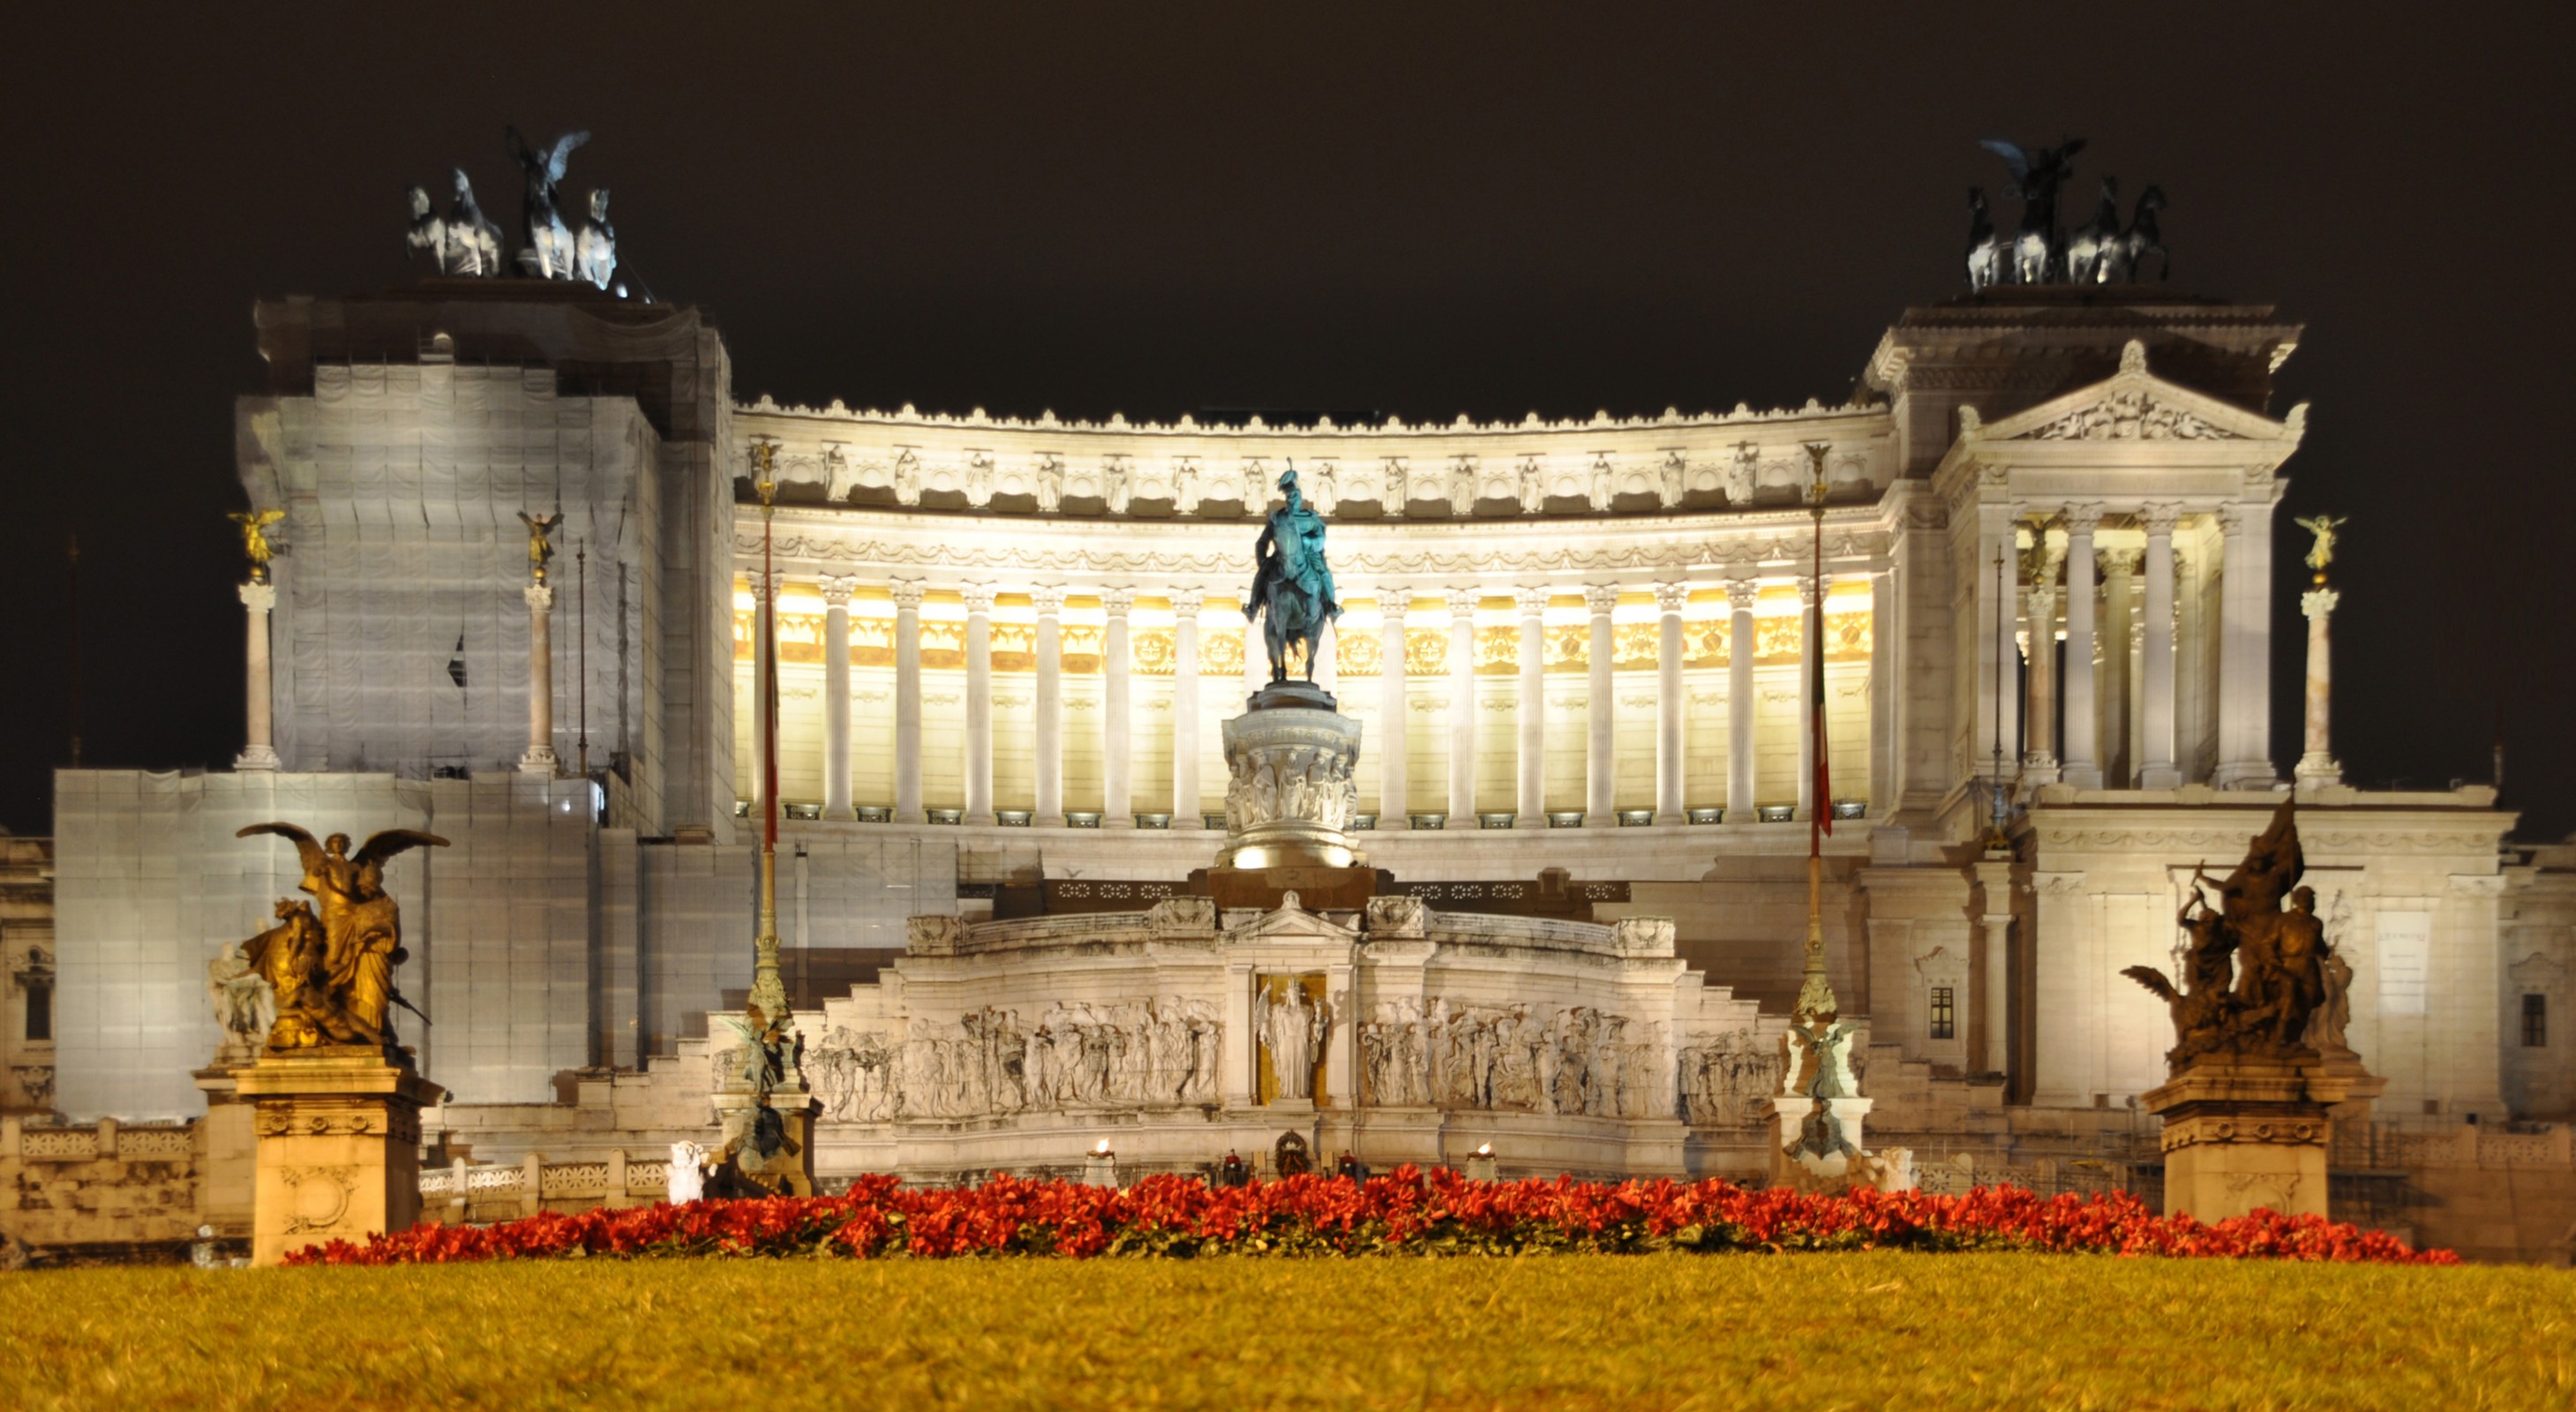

{"left": 235, "top": 1048, "right": 444, "bottom": 1266}
{"left": 710, "top": 1087, "right": 816, "bottom": 1197}
{"left": 2143, "top": 1054, "right": 2352, "bottom": 1221}
{"left": 1767, "top": 1094, "right": 1875, "bottom": 1188}
{"left": 1215, "top": 703, "right": 1364, "bottom": 872}
{"left": 191, "top": 1060, "right": 260, "bottom": 1238}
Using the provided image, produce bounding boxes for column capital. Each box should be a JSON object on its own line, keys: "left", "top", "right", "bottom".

{"left": 959, "top": 582, "right": 996, "bottom": 615}
{"left": 890, "top": 579, "right": 928, "bottom": 610}
{"left": 1030, "top": 584, "right": 1067, "bottom": 616}
{"left": 818, "top": 575, "right": 857, "bottom": 607}
{"left": 1798, "top": 579, "right": 1822, "bottom": 609}
{"left": 2138, "top": 501, "right": 2184, "bottom": 537}
{"left": 523, "top": 582, "right": 555, "bottom": 612}
{"left": 1100, "top": 586, "right": 1136, "bottom": 616}
{"left": 1374, "top": 590, "right": 1408, "bottom": 624}
{"left": 2215, "top": 500, "right": 2271, "bottom": 537}
{"left": 2099, "top": 548, "right": 2141, "bottom": 579}
{"left": 238, "top": 582, "right": 277, "bottom": 612}
{"left": 2062, "top": 501, "right": 2106, "bottom": 536}
{"left": 1168, "top": 591, "right": 1201, "bottom": 623}
{"left": 1444, "top": 587, "right": 1481, "bottom": 619}
{"left": 1582, "top": 583, "right": 1622, "bottom": 617}
{"left": 1515, "top": 585, "right": 1551, "bottom": 618}
{"left": 1656, "top": 582, "right": 1692, "bottom": 615}
{"left": 1724, "top": 580, "right": 1758, "bottom": 613}
{"left": 744, "top": 569, "right": 777, "bottom": 604}
{"left": 2301, "top": 587, "right": 2339, "bottom": 620}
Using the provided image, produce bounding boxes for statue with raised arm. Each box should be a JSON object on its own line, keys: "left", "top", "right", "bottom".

{"left": 2294, "top": 514, "right": 2347, "bottom": 577}
{"left": 235, "top": 823, "right": 449, "bottom": 1053}
{"left": 518, "top": 510, "right": 563, "bottom": 582}
{"left": 229, "top": 510, "right": 285, "bottom": 583}
{"left": 506, "top": 125, "right": 591, "bottom": 279}
{"left": 1243, "top": 464, "right": 1341, "bottom": 687}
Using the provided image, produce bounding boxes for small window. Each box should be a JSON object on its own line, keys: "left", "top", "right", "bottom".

{"left": 23, "top": 978, "right": 50, "bottom": 1042}
{"left": 1929, "top": 985, "right": 1956, "bottom": 1040}
{"left": 2525, "top": 993, "right": 2548, "bottom": 1049}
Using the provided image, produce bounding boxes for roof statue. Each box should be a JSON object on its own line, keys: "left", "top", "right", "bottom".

{"left": 233, "top": 823, "right": 450, "bottom": 1054}
{"left": 518, "top": 510, "right": 563, "bottom": 582}
{"left": 2122, "top": 800, "right": 2337, "bottom": 1070}
{"left": 2295, "top": 514, "right": 2347, "bottom": 577}
{"left": 505, "top": 125, "right": 590, "bottom": 280}
{"left": 227, "top": 509, "right": 284, "bottom": 583}
{"left": 405, "top": 131, "right": 650, "bottom": 296}
{"left": 1243, "top": 462, "right": 1341, "bottom": 687}
{"left": 1966, "top": 139, "right": 2169, "bottom": 289}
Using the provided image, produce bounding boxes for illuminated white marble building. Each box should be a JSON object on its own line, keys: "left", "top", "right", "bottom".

{"left": 34, "top": 283, "right": 2573, "bottom": 1252}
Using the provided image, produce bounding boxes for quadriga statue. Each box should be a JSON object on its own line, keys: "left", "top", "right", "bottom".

{"left": 233, "top": 823, "right": 448, "bottom": 1054}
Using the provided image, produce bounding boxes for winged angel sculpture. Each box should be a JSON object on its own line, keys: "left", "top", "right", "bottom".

{"left": 234, "top": 823, "right": 448, "bottom": 1053}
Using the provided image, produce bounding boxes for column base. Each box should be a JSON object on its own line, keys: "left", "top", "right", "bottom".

{"left": 2212, "top": 761, "right": 2283, "bottom": 791}
{"left": 965, "top": 812, "right": 998, "bottom": 828}
{"left": 1102, "top": 814, "right": 1138, "bottom": 830}
{"left": 235, "top": 746, "right": 281, "bottom": 772}
{"left": 2059, "top": 763, "right": 2103, "bottom": 789}
{"left": 1653, "top": 812, "right": 1685, "bottom": 826}
{"left": 236, "top": 1049, "right": 444, "bottom": 1266}
{"left": 1513, "top": 813, "right": 1546, "bottom": 830}
{"left": 1444, "top": 815, "right": 1479, "bottom": 830}
{"left": 517, "top": 747, "right": 559, "bottom": 775}
{"left": 2137, "top": 764, "right": 2183, "bottom": 790}
{"left": 2019, "top": 752, "right": 2061, "bottom": 785}
{"left": 2294, "top": 753, "right": 2342, "bottom": 789}
{"left": 1583, "top": 813, "right": 1618, "bottom": 829}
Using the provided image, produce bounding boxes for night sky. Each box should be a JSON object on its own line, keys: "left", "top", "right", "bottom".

{"left": 3, "top": 5, "right": 2568, "bottom": 838}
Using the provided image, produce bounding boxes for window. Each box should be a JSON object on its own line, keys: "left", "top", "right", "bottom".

{"left": 1929, "top": 985, "right": 1956, "bottom": 1040}
{"left": 2525, "top": 993, "right": 2548, "bottom": 1048}
{"left": 23, "top": 978, "right": 49, "bottom": 1042}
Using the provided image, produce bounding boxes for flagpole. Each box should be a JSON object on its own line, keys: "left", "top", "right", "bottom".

{"left": 1797, "top": 444, "right": 1832, "bottom": 1020}
{"left": 748, "top": 441, "right": 787, "bottom": 1028}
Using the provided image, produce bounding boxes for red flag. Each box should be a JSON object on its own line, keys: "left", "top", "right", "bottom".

{"left": 1811, "top": 583, "right": 1832, "bottom": 837}
{"left": 762, "top": 545, "right": 779, "bottom": 851}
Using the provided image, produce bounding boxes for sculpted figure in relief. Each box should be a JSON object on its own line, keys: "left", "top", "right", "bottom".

{"left": 1033, "top": 454, "right": 1063, "bottom": 513}
{"left": 1102, "top": 456, "right": 1130, "bottom": 514}
{"left": 893, "top": 451, "right": 922, "bottom": 506}
{"left": 1588, "top": 455, "right": 1615, "bottom": 513}
{"left": 1172, "top": 457, "right": 1199, "bottom": 514}
{"left": 1447, "top": 458, "right": 1477, "bottom": 515}
{"left": 1725, "top": 444, "right": 1758, "bottom": 506}
{"left": 1658, "top": 452, "right": 1686, "bottom": 509}
{"left": 1518, "top": 458, "right": 1544, "bottom": 513}
{"left": 1382, "top": 458, "right": 1408, "bottom": 514}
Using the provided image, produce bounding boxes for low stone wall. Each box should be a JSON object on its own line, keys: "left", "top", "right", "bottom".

{"left": 417, "top": 1150, "right": 675, "bottom": 1225}
{"left": 1, "top": 1115, "right": 204, "bottom": 1258}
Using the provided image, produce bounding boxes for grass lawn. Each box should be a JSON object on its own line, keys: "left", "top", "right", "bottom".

{"left": 2, "top": 1254, "right": 2567, "bottom": 1410}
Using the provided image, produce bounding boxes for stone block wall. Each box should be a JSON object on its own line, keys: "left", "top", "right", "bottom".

{"left": 0, "top": 1116, "right": 202, "bottom": 1256}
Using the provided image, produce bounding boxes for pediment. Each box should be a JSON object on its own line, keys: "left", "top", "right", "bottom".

{"left": 1221, "top": 893, "right": 1358, "bottom": 946}
{"left": 1967, "top": 341, "right": 2304, "bottom": 447}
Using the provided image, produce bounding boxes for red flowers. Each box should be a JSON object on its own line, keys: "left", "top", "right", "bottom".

{"left": 286, "top": 1169, "right": 2457, "bottom": 1266}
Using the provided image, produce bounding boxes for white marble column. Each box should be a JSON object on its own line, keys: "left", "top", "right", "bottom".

{"left": 2296, "top": 585, "right": 2342, "bottom": 787}
{"left": 2100, "top": 550, "right": 2137, "bottom": 789}
{"left": 1378, "top": 593, "right": 1410, "bottom": 826}
{"left": 1724, "top": 581, "right": 1757, "bottom": 822}
{"left": 1515, "top": 587, "right": 1548, "bottom": 827}
{"left": 892, "top": 580, "right": 926, "bottom": 822}
{"left": 1445, "top": 589, "right": 1478, "bottom": 828}
{"left": 1974, "top": 860, "right": 2013, "bottom": 1078}
{"left": 2059, "top": 507, "right": 2101, "bottom": 788}
{"left": 1796, "top": 578, "right": 1821, "bottom": 820}
{"left": 821, "top": 576, "right": 855, "bottom": 820}
{"left": 236, "top": 581, "right": 279, "bottom": 770}
{"left": 1102, "top": 588, "right": 1135, "bottom": 829}
{"left": 2137, "top": 504, "right": 2182, "bottom": 789}
{"left": 1032, "top": 585, "right": 1066, "bottom": 826}
{"left": 521, "top": 582, "right": 559, "bottom": 774}
{"left": 2023, "top": 577, "right": 2059, "bottom": 779}
{"left": 1583, "top": 585, "right": 1618, "bottom": 825}
{"left": 1172, "top": 594, "right": 1202, "bottom": 828}
{"left": 1866, "top": 567, "right": 1896, "bottom": 811}
{"left": 1313, "top": 611, "right": 1339, "bottom": 696}
{"left": 2214, "top": 502, "right": 2279, "bottom": 788}
{"left": 1656, "top": 582, "right": 1690, "bottom": 824}
{"left": 961, "top": 582, "right": 995, "bottom": 825}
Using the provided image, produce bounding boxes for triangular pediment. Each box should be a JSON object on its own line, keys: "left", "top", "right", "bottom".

{"left": 1221, "top": 895, "right": 1358, "bottom": 945}
{"left": 1968, "top": 341, "right": 2304, "bottom": 446}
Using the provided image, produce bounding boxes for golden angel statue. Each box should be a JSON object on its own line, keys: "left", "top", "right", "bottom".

{"left": 235, "top": 822, "right": 448, "bottom": 1053}
{"left": 517, "top": 510, "right": 564, "bottom": 582}
{"left": 2294, "top": 514, "right": 2347, "bottom": 575}
{"left": 228, "top": 509, "right": 286, "bottom": 582}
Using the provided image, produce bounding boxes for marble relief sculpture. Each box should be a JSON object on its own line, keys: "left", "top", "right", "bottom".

{"left": 1356, "top": 998, "right": 1678, "bottom": 1118}
{"left": 807, "top": 1000, "right": 1225, "bottom": 1122}
{"left": 232, "top": 823, "right": 448, "bottom": 1052}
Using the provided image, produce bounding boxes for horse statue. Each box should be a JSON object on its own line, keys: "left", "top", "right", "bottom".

{"left": 506, "top": 125, "right": 591, "bottom": 279}
{"left": 1243, "top": 464, "right": 1341, "bottom": 687}
{"left": 1964, "top": 187, "right": 2005, "bottom": 291}
{"left": 2117, "top": 185, "right": 2169, "bottom": 282}
{"left": 445, "top": 169, "right": 505, "bottom": 277}
{"left": 1979, "top": 137, "right": 2086, "bottom": 283}
{"left": 2065, "top": 176, "right": 2123, "bottom": 284}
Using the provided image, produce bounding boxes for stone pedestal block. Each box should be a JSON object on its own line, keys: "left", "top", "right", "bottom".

{"left": 236, "top": 1049, "right": 445, "bottom": 1266}
{"left": 710, "top": 1088, "right": 816, "bottom": 1197}
{"left": 2144, "top": 1055, "right": 2352, "bottom": 1221}
{"left": 1768, "top": 1094, "right": 1875, "bottom": 1187}
{"left": 191, "top": 1063, "right": 259, "bottom": 1237}
{"left": 1217, "top": 701, "right": 1363, "bottom": 871}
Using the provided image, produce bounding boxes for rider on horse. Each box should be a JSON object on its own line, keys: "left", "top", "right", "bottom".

{"left": 1245, "top": 465, "right": 1341, "bottom": 683}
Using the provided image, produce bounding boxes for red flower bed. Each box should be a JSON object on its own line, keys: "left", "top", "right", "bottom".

{"left": 286, "top": 1168, "right": 2456, "bottom": 1266}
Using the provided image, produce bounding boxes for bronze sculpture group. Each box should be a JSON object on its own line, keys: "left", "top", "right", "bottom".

{"left": 1243, "top": 465, "right": 1341, "bottom": 686}
{"left": 232, "top": 823, "right": 447, "bottom": 1055}
{"left": 2123, "top": 800, "right": 2339, "bottom": 1070}
{"left": 1968, "top": 138, "right": 2168, "bottom": 289}
{"left": 406, "top": 126, "right": 643, "bottom": 297}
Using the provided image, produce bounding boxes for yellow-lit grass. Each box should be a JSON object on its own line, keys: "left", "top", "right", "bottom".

{"left": 1, "top": 1253, "right": 2567, "bottom": 1410}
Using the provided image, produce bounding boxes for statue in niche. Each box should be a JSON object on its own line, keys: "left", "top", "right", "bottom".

{"left": 1035, "top": 454, "right": 1064, "bottom": 513}
{"left": 1382, "top": 458, "right": 1408, "bottom": 514}
{"left": 1977, "top": 138, "right": 2086, "bottom": 283}
{"left": 443, "top": 170, "right": 506, "bottom": 277}
{"left": 1447, "top": 458, "right": 1476, "bottom": 515}
{"left": 1258, "top": 979, "right": 1329, "bottom": 1101}
{"left": 1101, "top": 456, "right": 1129, "bottom": 514}
{"left": 574, "top": 189, "right": 618, "bottom": 291}
{"left": 1243, "top": 465, "right": 1341, "bottom": 685}
{"left": 2123, "top": 800, "right": 2341, "bottom": 1070}
{"left": 1240, "top": 460, "right": 1269, "bottom": 514}
{"left": 1658, "top": 452, "right": 1687, "bottom": 508}
{"left": 1588, "top": 455, "right": 1615, "bottom": 513}
{"left": 1725, "top": 443, "right": 1758, "bottom": 506}
{"left": 505, "top": 125, "right": 591, "bottom": 280}
{"left": 1518, "top": 458, "right": 1544, "bottom": 512}
{"left": 234, "top": 824, "right": 449, "bottom": 1054}
{"left": 1172, "top": 457, "right": 1199, "bottom": 514}
{"left": 893, "top": 450, "right": 922, "bottom": 506}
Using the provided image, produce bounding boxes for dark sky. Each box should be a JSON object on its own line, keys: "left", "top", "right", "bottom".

{"left": 2, "top": 4, "right": 2569, "bottom": 838}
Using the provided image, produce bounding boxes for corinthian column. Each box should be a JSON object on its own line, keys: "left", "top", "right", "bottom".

{"left": 1656, "top": 582, "right": 1690, "bottom": 824}
{"left": 1378, "top": 593, "right": 1410, "bottom": 826}
{"left": 520, "top": 581, "right": 558, "bottom": 774}
{"left": 1514, "top": 587, "right": 1548, "bottom": 827}
{"left": 1032, "top": 585, "right": 1066, "bottom": 826}
{"left": 1583, "top": 585, "right": 1618, "bottom": 825}
{"left": 2213, "top": 501, "right": 2279, "bottom": 789}
{"left": 2137, "top": 504, "right": 2182, "bottom": 789}
{"left": 2100, "top": 549, "right": 2137, "bottom": 788}
{"left": 236, "top": 581, "right": 279, "bottom": 770}
{"left": 1102, "top": 588, "right": 1135, "bottom": 829}
{"left": 1724, "top": 581, "right": 1756, "bottom": 822}
{"left": 2296, "top": 586, "right": 2342, "bottom": 788}
{"left": 962, "top": 583, "right": 995, "bottom": 826}
{"left": 2023, "top": 576, "right": 2059, "bottom": 780}
{"left": 821, "top": 576, "right": 855, "bottom": 820}
{"left": 1445, "top": 589, "right": 1479, "bottom": 828}
{"left": 2059, "top": 506, "right": 2101, "bottom": 788}
{"left": 1172, "top": 593, "right": 1202, "bottom": 828}
{"left": 892, "top": 580, "right": 925, "bottom": 822}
